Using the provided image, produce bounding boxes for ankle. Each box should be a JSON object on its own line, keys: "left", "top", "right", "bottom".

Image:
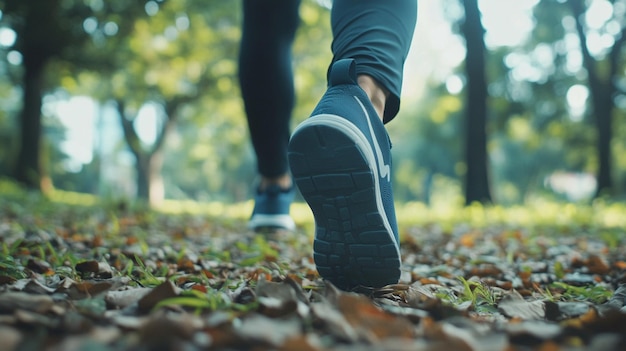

{"left": 259, "top": 173, "right": 292, "bottom": 191}
{"left": 357, "top": 75, "right": 388, "bottom": 122}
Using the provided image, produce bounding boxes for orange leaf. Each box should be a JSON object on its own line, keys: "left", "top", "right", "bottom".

{"left": 459, "top": 231, "right": 478, "bottom": 248}
{"left": 126, "top": 236, "right": 139, "bottom": 245}
{"left": 536, "top": 340, "right": 560, "bottom": 351}
{"left": 585, "top": 255, "right": 610, "bottom": 275}
{"left": 614, "top": 261, "right": 626, "bottom": 270}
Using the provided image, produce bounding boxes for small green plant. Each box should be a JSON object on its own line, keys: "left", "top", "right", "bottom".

{"left": 458, "top": 277, "right": 499, "bottom": 310}
{"left": 238, "top": 235, "right": 279, "bottom": 266}
{"left": 553, "top": 261, "right": 565, "bottom": 280}
{"left": 0, "top": 255, "right": 27, "bottom": 280}
{"left": 551, "top": 282, "right": 613, "bottom": 304}
{"left": 153, "top": 282, "right": 258, "bottom": 314}
{"left": 131, "top": 255, "right": 163, "bottom": 286}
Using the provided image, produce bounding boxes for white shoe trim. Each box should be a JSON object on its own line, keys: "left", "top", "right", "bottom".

{"left": 248, "top": 214, "right": 295, "bottom": 230}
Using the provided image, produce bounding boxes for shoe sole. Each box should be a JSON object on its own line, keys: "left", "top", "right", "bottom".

{"left": 288, "top": 114, "right": 400, "bottom": 290}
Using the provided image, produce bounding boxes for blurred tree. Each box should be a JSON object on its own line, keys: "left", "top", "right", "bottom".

{"left": 568, "top": 0, "right": 625, "bottom": 197}
{"left": 156, "top": 0, "right": 332, "bottom": 203}
{"left": 391, "top": 85, "right": 463, "bottom": 204}
{"left": 528, "top": 0, "right": 626, "bottom": 198}
{"left": 1, "top": 0, "right": 148, "bottom": 191}
{"left": 49, "top": 0, "right": 331, "bottom": 204}
{"left": 0, "top": 81, "right": 18, "bottom": 176}
{"left": 486, "top": 40, "right": 583, "bottom": 203}
{"left": 460, "top": 0, "right": 492, "bottom": 204}
{"left": 40, "top": 114, "right": 72, "bottom": 192}
{"left": 53, "top": 0, "right": 237, "bottom": 204}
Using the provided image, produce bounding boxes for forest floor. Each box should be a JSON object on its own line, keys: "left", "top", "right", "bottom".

{"left": 1, "top": 182, "right": 626, "bottom": 351}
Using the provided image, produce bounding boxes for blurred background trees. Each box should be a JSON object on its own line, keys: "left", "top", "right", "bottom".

{"left": 0, "top": 0, "right": 624, "bottom": 206}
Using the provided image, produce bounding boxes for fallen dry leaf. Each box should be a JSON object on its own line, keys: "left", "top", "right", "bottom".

{"left": 0, "top": 292, "right": 55, "bottom": 314}
{"left": 336, "top": 290, "right": 415, "bottom": 341}
{"left": 498, "top": 290, "right": 545, "bottom": 320}
{"left": 137, "top": 281, "right": 180, "bottom": 313}
{"left": 1, "top": 192, "right": 625, "bottom": 350}
{"left": 105, "top": 287, "right": 152, "bottom": 309}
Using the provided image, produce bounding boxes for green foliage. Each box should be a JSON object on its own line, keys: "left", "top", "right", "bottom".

{"left": 390, "top": 86, "right": 464, "bottom": 203}
{"left": 0, "top": 254, "right": 27, "bottom": 280}
{"left": 460, "top": 277, "right": 499, "bottom": 307}
{"left": 237, "top": 236, "right": 279, "bottom": 266}
{"left": 551, "top": 282, "right": 613, "bottom": 304}
{"left": 154, "top": 286, "right": 257, "bottom": 314}
{"left": 2, "top": 0, "right": 626, "bottom": 202}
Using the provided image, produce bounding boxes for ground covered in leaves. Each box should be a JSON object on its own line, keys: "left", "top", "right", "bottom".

{"left": 1, "top": 186, "right": 626, "bottom": 351}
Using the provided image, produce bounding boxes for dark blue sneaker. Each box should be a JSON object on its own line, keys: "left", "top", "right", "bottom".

{"left": 248, "top": 185, "right": 296, "bottom": 231}
{"left": 287, "top": 59, "right": 401, "bottom": 290}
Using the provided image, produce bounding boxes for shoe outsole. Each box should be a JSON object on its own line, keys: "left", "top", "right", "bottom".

{"left": 288, "top": 115, "right": 400, "bottom": 290}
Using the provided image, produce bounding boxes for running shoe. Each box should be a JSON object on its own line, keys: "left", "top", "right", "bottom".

{"left": 248, "top": 184, "right": 296, "bottom": 231}
{"left": 287, "top": 58, "right": 401, "bottom": 290}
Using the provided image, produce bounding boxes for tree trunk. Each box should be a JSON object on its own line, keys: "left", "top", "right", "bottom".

{"left": 592, "top": 87, "right": 613, "bottom": 197}
{"left": 462, "top": 0, "right": 492, "bottom": 204}
{"left": 135, "top": 154, "right": 150, "bottom": 201}
{"left": 569, "top": 0, "right": 622, "bottom": 197}
{"left": 14, "top": 61, "right": 45, "bottom": 189}
{"left": 117, "top": 100, "right": 172, "bottom": 206}
{"left": 135, "top": 150, "right": 165, "bottom": 205}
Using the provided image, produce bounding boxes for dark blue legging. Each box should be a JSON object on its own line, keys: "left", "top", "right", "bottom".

{"left": 239, "top": 0, "right": 417, "bottom": 178}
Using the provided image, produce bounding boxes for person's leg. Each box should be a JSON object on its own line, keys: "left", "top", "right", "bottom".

{"left": 239, "top": 0, "right": 300, "bottom": 230}
{"left": 288, "top": 0, "right": 417, "bottom": 289}
{"left": 330, "top": 0, "right": 417, "bottom": 123}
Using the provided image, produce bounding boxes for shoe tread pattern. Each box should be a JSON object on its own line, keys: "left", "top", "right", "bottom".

{"left": 288, "top": 124, "right": 400, "bottom": 290}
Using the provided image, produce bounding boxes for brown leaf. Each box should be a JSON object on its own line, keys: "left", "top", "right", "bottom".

{"left": 256, "top": 278, "right": 306, "bottom": 318}
{"left": 439, "top": 318, "right": 509, "bottom": 351}
{"left": 0, "top": 325, "right": 22, "bottom": 351}
{"left": 235, "top": 314, "right": 302, "bottom": 347}
{"left": 75, "top": 260, "right": 112, "bottom": 278}
{"left": 26, "top": 258, "right": 54, "bottom": 275}
{"left": 137, "top": 281, "right": 180, "bottom": 314}
{"left": 404, "top": 284, "right": 440, "bottom": 305}
{"left": 310, "top": 295, "right": 359, "bottom": 341}
{"left": 336, "top": 292, "right": 415, "bottom": 341}
{"left": 0, "top": 276, "right": 17, "bottom": 285}
{"left": 279, "top": 335, "right": 324, "bottom": 351}
{"left": 535, "top": 340, "right": 561, "bottom": 351}
{"left": 614, "top": 261, "right": 626, "bottom": 270}
{"left": 421, "top": 317, "right": 474, "bottom": 351}
{"left": 0, "top": 292, "right": 55, "bottom": 314}
{"left": 60, "top": 310, "right": 94, "bottom": 334}
{"left": 75, "top": 260, "right": 100, "bottom": 275}
{"left": 138, "top": 312, "right": 200, "bottom": 350}
{"left": 459, "top": 231, "right": 479, "bottom": 248}
{"left": 15, "top": 309, "right": 58, "bottom": 328}
{"left": 469, "top": 264, "right": 503, "bottom": 277}
{"left": 205, "top": 324, "right": 240, "bottom": 349}
{"left": 498, "top": 290, "right": 545, "bottom": 320}
{"left": 561, "top": 306, "right": 599, "bottom": 329}
{"left": 61, "top": 280, "right": 114, "bottom": 300}
{"left": 586, "top": 255, "right": 610, "bottom": 275}
{"left": 176, "top": 256, "right": 197, "bottom": 273}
